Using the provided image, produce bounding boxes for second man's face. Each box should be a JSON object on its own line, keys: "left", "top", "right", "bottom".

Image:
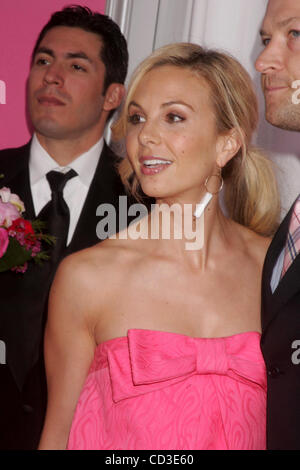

{"left": 28, "top": 26, "right": 108, "bottom": 142}
{"left": 256, "top": 0, "right": 300, "bottom": 131}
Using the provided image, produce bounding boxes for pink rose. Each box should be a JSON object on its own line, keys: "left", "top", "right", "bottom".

{"left": 0, "top": 227, "right": 9, "bottom": 258}
{"left": 0, "top": 200, "right": 20, "bottom": 228}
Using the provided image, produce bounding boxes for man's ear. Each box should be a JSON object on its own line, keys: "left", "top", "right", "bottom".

{"left": 103, "top": 83, "right": 125, "bottom": 112}
{"left": 216, "top": 129, "right": 242, "bottom": 168}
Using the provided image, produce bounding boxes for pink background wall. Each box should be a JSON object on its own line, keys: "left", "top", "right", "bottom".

{"left": 0, "top": 0, "right": 106, "bottom": 150}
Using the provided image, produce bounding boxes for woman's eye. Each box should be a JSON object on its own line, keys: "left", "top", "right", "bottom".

{"left": 166, "top": 113, "right": 184, "bottom": 123}
{"left": 127, "top": 113, "right": 145, "bottom": 125}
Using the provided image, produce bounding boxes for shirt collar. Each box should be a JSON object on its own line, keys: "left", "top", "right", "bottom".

{"left": 29, "top": 133, "right": 103, "bottom": 188}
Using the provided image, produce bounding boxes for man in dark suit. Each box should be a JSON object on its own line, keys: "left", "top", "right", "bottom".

{"left": 0, "top": 6, "right": 129, "bottom": 449}
{"left": 255, "top": 0, "right": 300, "bottom": 450}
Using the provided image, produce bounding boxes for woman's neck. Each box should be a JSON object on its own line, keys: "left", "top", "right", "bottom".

{"left": 131, "top": 195, "right": 236, "bottom": 270}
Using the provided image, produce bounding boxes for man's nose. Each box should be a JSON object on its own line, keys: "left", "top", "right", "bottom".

{"left": 43, "top": 63, "right": 64, "bottom": 86}
{"left": 255, "top": 40, "right": 284, "bottom": 74}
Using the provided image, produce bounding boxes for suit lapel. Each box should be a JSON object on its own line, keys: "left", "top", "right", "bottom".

{"left": 262, "top": 197, "right": 300, "bottom": 331}
{"left": 66, "top": 142, "right": 124, "bottom": 255}
{"left": 1, "top": 142, "right": 35, "bottom": 220}
{"left": 271, "top": 254, "right": 300, "bottom": 310}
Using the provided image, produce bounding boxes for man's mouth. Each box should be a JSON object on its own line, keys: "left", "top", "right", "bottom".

{"left": 37, "top": 95, "right": 65, "bottom": 106}
{"left": 265, "top": 85, "right": 289, "bottom": 92}
{"left": 263, "top": 77, "right": 290, "bottom": 94}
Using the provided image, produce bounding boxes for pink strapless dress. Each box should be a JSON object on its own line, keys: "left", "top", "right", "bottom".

{"left": 67, "top": 329, "right": 266, "bottom": 450}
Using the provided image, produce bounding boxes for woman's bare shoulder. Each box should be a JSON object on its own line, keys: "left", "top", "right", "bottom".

{"left": 235, "top": 222, "right": 272, "bottom": 265}
{"left": 48, "top": 238, "right": 139, "bottom": 333}
{"left": 55, "top": 236, "right": 145, "bottom": 292}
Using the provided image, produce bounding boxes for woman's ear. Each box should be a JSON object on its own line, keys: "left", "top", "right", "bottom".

{"left": 216, "top": 129, "right": 242, "bottom": 168}
{"left": 103, "top": 83, "right": 125, "bottom": 112}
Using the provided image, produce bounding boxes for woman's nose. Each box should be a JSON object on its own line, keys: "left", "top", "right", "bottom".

{"left": 138, "top": 120, "right": 161, "bottom": 146}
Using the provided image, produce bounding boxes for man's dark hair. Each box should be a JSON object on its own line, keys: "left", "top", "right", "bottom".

{"left": 31, "top": 5, "right": 128, "bottom": 92}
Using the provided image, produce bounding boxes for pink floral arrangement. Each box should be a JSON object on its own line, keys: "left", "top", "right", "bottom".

{"left": 0, "top": 186, "right": 54, "bottom": 273}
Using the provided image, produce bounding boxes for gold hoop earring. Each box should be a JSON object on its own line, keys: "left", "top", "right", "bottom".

{"left": 193, "top": 171, "right": 223, "bottom": 219}
{"left": 204, "top": 173, "right": 223, "bottom": 195}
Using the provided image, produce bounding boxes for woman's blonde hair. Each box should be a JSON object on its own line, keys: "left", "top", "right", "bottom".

{"left": 112, "top": 43, "right": 280, "bottom": 236}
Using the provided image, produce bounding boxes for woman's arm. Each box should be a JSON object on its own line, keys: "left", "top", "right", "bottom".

{"left": 38, "top": 254, "right": 97, "bottom": 450}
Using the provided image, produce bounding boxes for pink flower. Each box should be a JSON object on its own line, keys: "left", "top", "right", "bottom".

{"left": 0, "top": 187, "right": 25, "bottom": 213}
{"left": 0, "top": 200, "right": 20, "bottom": 228}
{"left": 0, "top": 186, "right": 50, "bottom": 273}
{"left": 0, "top": 227, "right": 9, "bottom": 258}
{"left": 11, "top": 262, "right": 28, "bottom": 273}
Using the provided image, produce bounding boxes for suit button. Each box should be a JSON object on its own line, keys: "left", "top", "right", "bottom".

{"left": 268, "top": 367, "right": 281, "bottom": 378}
{"left": 23, "top": 404, "right": 33, "bottom": 414}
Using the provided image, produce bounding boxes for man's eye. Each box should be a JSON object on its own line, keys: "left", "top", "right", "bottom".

{"left": 290, "top": 30, "right": 300, "bottom": 39}
{"left": 261, "top": 37, "right": 270, "bottom": 47}
{"left": 36, "top": 58, "right": 50, "bottom": 66}
{"left": 72, "top": 64, "right": 86, "bottom": 72}
{"left": 127, "top": 114, "right": 145, "bottom": 125}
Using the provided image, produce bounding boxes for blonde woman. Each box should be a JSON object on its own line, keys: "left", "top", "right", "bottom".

{"left": 39, "top": 43, "right": 280, "bottom": 450}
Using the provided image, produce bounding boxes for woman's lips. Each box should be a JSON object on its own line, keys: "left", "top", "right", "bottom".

{"left": 139, "top": 157, "right": 172, "bottom": 175}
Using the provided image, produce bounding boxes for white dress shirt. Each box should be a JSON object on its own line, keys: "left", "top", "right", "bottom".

{"left": 29, "top": 134, "right": 103, "bottom": 245}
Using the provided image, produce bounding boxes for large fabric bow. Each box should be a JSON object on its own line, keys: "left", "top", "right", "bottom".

{"left": 107, "top": 329, "right": 266, "bottom": 403}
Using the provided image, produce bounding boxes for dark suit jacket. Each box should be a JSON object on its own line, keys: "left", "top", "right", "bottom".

{"left": 261, "top": 198, "right": 300, "bottom": 450}
{"left": 0, "top": 140, "right": 130, "bottom": 449}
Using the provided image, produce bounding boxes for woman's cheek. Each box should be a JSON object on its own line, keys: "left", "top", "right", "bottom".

{"left": 126, "top": 132, "right": 137, "bottom": 155}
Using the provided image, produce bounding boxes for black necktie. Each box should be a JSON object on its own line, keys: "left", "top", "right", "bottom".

{"left": 38, "top": 169, "right": 77, "bottom": 264}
